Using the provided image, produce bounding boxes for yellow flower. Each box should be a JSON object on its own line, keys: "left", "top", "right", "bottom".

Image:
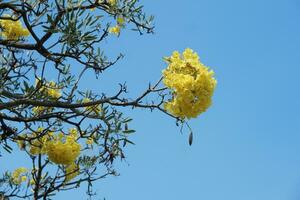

{"left": 32, "top": 106, "right": 54, "bottom": 115}
{"left": 0, "top": 15, "right": 30, "bottom": 40}
{"left": 86, "top": 137, "right": 94, "bottom": 145}
{"left": 108, "top": 0, "right": 117, "bottom": 6}
{"left": 65, "top": 163, "right": 79, "bottom": 182}
{"left": 35, "top": 78, "right": 61, "bottom": 99}
{"left": 47, "top": 88, "right": 61, "bottom": 99}
{"left": 46, "top": 81, "right": 61, "bottom": 99}
{"left": 46, "top": 133, "right": 81, "bottom": 165}
{"left": 11, "top": 167, "right": 27, "bottom": 185}
{"left": 69, "top": 128, "right": 78, "bottom": 137}
{"left": 109, "top": 25, "right": 121, "bottom": 36}
{"left": 29, "top": 128, "right": 51, "bottom": 155}
{"left": 82, "top": 98, "right": 102, "bottom": 115}
{"left": 21, "top": 176, "right": 27, "bottom": 182}
{"left": 27, "top": 128, "right": 81, "bottom": 165}
{"left": 117, "top": 17, "right": 125, "bottom": 26}
{"left": 30, "top": 178, "right": 35, "bottom": 185}
{"left": 109, "top": 16, "right": 125, "bottom": 36}
{"left": 162, "top": 48, "right": 217, "bottom": 119}
{"left": 32, "top": 106, "right": 45, "bottom": 115}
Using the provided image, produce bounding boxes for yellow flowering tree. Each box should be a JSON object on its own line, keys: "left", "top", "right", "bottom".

{"left": 0, "top": 0, "right": 216, "bottom": 199}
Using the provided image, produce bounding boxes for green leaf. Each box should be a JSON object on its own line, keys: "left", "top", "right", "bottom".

{"left": 122, "top": 129, "right": 135, "bottom": 134}
{"left": 123, "top": 118, "right": 132, "bottom": 123}
{"left": 124, "top": 138, "right": 135, "bottom": 145}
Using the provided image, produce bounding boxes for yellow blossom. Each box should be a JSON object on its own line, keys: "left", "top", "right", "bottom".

{"left": 109, "top": 25, "right": 120, "bottom": 36}
{"left": 30, "top": 178, "right": 35, "bottom": 185}
{"left": 86, "top": 137, "right": 94, "bottom": 145}
{"left": 65, "top": 163, "right": 79, "bottom": 182}
{"left": 69, "top": 128, "right": 78, "bottom": 137}
{"left": 109, "top": 16, "right": 125, "bottom": 36}
{"left": 11, "top": 167, "right": 27, "bottom": 185}
{"left": 82, "top": 98, "right": 102, "bottom": 115}
{"left": 47, "top": 88, "right": 61, "bottom": 99}
{"left": 162, "top": 48, "right": 217, "bottom": 119}
{"left": 117, "top": 17, "right": 125, "bottom": 26}
{"left": 32, "top": 106, "right": 54, "bottom": 115}
{"left": 29, "top": 128, "right": 52, "bottom": 155}
{"left": 108, "top": 0, "right": 117, "bottom": 6}
{"left": 21, "top": 176, "right": 27, "bottom": 182}
{"left": 0, "top": 16, "right": 30, "bottom": 40}
{"left": 47, "top": 81, "right": 61, "bottom": 99}
{"left": 35, "top": 78, "right": 61, "bottom": 99}
{"left": 47, "top": 132, "right": 81, "bottom": 165}
{"left": 26, "top": 124, "right": 82, "bottom": 165}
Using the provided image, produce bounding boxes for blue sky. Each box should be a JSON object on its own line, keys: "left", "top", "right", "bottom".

{"left": 63, "top": 0, "right": 300, "bottom": 199}
{"left": 90, "top": 0, "right": 300, "bottom": 199}
{"left": 3, "top": 0, "right": 300, "bottom": 199}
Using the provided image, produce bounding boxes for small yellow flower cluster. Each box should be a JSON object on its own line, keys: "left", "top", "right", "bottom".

{"left": 15, "top": 129, "right": 81, "bottom": 182}
{"left": 108, "top": 0, "right": 117, "bottom": 6}
{"left": 47, "top": 128, "right": 81, "bottom": 182}
{"left": 32, "top": 106, "right": 53, "bottom": 115}
{"left": 12, "top": 168, "right": 49, "bottom": 187}
{"left": 116, "top": 17, "right": 125, "bottom": 25}
{"left": 46, "top": 128, "right": 81, "bottom": 165}
{"left": 91, "top": 0, "right": 116, "bottom": 10}
{"left": 82, "top": 98, "right": 102, "bottom": 115}
{"left": 0, "top": 16, "right": 30, "bottom": 40}
{"left": 36, "top": 79, "right": 61, "bottom": 99}
{"left": 65, "top": 162, "right": 80, "bottom": 182}
{"left": 86, "top": 137, "right": 94, "bottom": 145}
{"left": 29, "top": 127, "right": 52, "bottom": 155}
{"left": 11, "top": 167, "right": 27, "bottom": 185}
{"left": 24, "top": 128, "right": 81, "bottom": 166}
{"left": 109, "top": 17, "right": 125, "bottom": 36}
{"left": 109, "top": 25, "right": 120, "bottom": 35}
{"left": 30, "top": 178, "right": 35, "bottom": 185}
{"left": 47, "top": 84, "right": 61, "bottom": 99}
{"left": 162, "top": 48, "right": 217, "bottom": 119}
{"left": 32, "top": 79, "right": 61, "bottom": 115}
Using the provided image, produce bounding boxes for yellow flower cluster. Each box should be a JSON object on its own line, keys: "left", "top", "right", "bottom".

{"left": 11, "top": 167, "right": 27, "bottom": 185}
{"left": 25, "top": 128, "right": 81, "bottom": 166}
{"left": 0, "top": 16, "right": 30, "bottom": 40}
{"left": 92, "top": 0, "right": 116, "bottom": 10}
{"left": 32, "top": 106, "right": 53, "bottom": 115}
{"left": 109, "top": 17, "right": 125, "bottom": 36}
{"left": 65, "top": 163, "right": 80, "bottom": 182}
{"left": 47, "top": 128, "right": 81, "bottom": 182}
{"left": 95, "top": 0, "right": 116, "bottom": 5}
{"left": 109, "top": 25, "right": 120, "bottom": 35}
{"left": 46, "top": 128, "right": 81, "bottom": 165}
{"left": 86, "top": 137, "right": 94, "bottom": 145}
{"left": 82, "top": 98, "right": 102, "bottom": 115}
{"left": 14, "top": 129, "right": 81, "bottom": 183}
{"left": 32, "top": 79, "right": 61, "bottom": 115}
{"left": 108, "top": 0, "right": 117, "bottom": 6}
{"left": 162, "top": 48, "right": 217, "bottom": 119}
{"left": 29, "top": 127, "right": 52, "bottom": 155}
{"left": 36, "top": 79, "right": 61, "bottom": 99}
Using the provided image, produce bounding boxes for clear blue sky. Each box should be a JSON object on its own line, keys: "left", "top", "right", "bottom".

{"left": 4, "top": 0, "right": 300, "bottom": 199}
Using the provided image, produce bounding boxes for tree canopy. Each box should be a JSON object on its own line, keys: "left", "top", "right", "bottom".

{"left": 0, "top": 0, "right": 216, "bottom": 199}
